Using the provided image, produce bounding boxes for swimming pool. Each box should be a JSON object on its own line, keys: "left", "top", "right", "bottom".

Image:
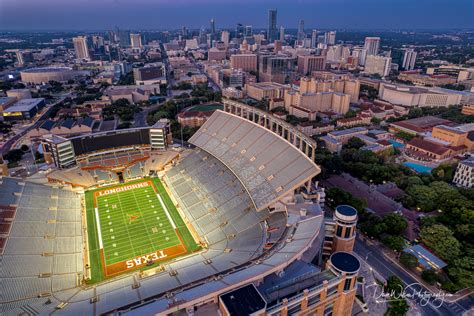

{"left": 403, "top": 162, "right": 433, "bottom": 174}
{"left": 388, "top": 139, "right": 405, "bottom": 149}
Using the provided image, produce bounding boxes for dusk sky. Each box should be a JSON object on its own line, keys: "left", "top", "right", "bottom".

{"left": 0, "top": 0, "right": 473, "bottom": 30}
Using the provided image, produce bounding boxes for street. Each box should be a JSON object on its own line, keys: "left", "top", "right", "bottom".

{"left": 354, "top": 237, "right": 472, "bottom": 315}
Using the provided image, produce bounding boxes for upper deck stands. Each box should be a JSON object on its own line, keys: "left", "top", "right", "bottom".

{"left": 189, "top": 110, "right": 320, "bottom": 211}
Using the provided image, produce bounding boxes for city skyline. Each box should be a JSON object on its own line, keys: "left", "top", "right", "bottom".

{"left": 0, "top": 0, "right": 473, "bottom": 30}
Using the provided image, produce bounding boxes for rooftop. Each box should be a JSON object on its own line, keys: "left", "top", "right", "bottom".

{"left": 336, "top": 205, "right": 357, "bottom": 217}
{"left": 330, "top": 252, "right": 360, "bottom": 274}
{"left": 404, "top": 244, "right": 447, "bottom": 270}
{"left": 391, "top": 116, "right": 453, "bottom": 133}
{"left": 407, "top": 138, "right": 450, "bottom": 155}
{"left": 3, "top": 98, "right": 44, "bottom": 112}
{"left": 329, "top": 127, "right": 368, "bottom": 137}
{"left": 219, "top": 284, "right": 266, "bottom": 316}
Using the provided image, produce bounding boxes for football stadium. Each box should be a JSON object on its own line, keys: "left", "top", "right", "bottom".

{"left": 0, "top": 100, "right": 360, "bottom": 315}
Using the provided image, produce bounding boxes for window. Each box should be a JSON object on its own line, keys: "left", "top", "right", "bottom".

{"left": 344, "top": 227, "right": 351, "bottom": 238}
{"left": 336, "top": 226, "right": 343, "bottom": 237}
{"left": 344, "top": 278, "right": 352, "bottom": 291}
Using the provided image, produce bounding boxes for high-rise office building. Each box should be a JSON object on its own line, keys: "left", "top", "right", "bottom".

{"left": 297, "top": 55, "right": 327, "bottom": 75}
{"left": 325, "top": 31, "right": 336, "bottom": 45}
{"left": 267, "top": 9, "right": 278, "bottom": 42}
{"left": 279, "top": 26, "right": 285, "bottom": 42}
{"left": 391, "top": 48, "right": 417, "bottom": 70}
{"left": 73, "top": 36, "right": 90, "bottom": 60}
{"left": 91, "top": 35, "right": 104, "bottom": 53}
{"left": 297, "top": 19, "right": 305, "bottom": 41}
{"left": 235, "top": 23, "right": 245, "bottom": 38}
{"left": 258, "top": 54, "right": 294, "bottom": 83}
{"left": 117, "top": 29, "right": 131, "bottom": 47}
{"left": 221, "top": 31, "right": 230, "bottom": 47}
{"left": 311, "top": 29, "right": 318, "bottom": 48}
{"left": 365, "top": 55, "right": 392, "bottom": 77}
{"left": 210, "top": 19, "right": 216, "bottom": 35}
{"left": 364, "top": 37, "right": 381, "bottom": 56}
{"left": 130, "top": 33, "right": 142, "bottom": 49}
{"left": 230, "top": 54, "right": 258, "bottom": 72}
{"left": 245, "top": 25, "right": 253, "bottom": 37}
{"left": 181, "top": 26, "right": 188, "bottom": 38}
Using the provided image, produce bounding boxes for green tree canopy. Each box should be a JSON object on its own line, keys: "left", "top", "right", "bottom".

{"left": 400, "top": 252, "right": 418, "bottom": 268}
{"left": 420, "top": 224, "right": 461, "bottom": 261}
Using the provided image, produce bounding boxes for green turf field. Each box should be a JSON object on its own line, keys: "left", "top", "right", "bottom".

{"left": 96, "top": 182, "right": 180, "bottom": 265}
{"left": 85, "top": 177, "right": 200, "bottom": 282}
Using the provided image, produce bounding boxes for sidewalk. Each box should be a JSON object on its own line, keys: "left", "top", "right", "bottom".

{"left": 365, "top": 236, "right": 472, "bottom": 304}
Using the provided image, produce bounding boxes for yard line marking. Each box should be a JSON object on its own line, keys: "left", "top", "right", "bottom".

{"left": 94, "top": 207, "right": 104, "bottom": 249}
{"left": 157, "top": 193, "right": 176, "bottom": 229}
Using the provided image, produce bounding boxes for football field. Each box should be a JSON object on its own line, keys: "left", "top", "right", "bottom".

{"left": 85, "top": 178, "right": 199, "bottom": 280}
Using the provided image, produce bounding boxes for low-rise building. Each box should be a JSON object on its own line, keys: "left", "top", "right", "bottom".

{"left": 105, "top": 85, "right": 160, "bottom": 104}
{"left": 453, "top": 158, "right": 474, "bottom": 188}
{"left": 405, "top": 138, "right": 454, "bottom": 161}
{"left": 336, "top": 114, "right": 371, "bottom": 128}
{"left": 2, "top": 98, "right": 45, "bottom": 121}
{"left": 297, "top": 122, "right": 334, "bottom": 136}
{"left": 321, "top": 127, "right": 369, "bottom": 152}
{"left": 462, "top": 104, "right": 474, "bottom": 115}
{"left": 379, "top": 83, "right": 468, "bottom": 107}
{"left": 27, "top": 117, "right": 96, "bottom": 140}
{"left": 389, "top": 116, "right": 454, "bottom": 136}
{"left": 245, "top": 82, "right": 290, "bottom": 101}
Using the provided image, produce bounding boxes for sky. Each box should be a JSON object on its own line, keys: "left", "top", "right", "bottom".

{"left": 0, "top": 0, "right": 473, "bottom": 31}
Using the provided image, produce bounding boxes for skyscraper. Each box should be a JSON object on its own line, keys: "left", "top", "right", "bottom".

{"left": 391, "top": 48, "right": 417, "bottom": 70}
{"left": 279, "top": 26, "right": 285, "bottom": 42}
{"left": 221, "top": 31, "right": 230, "bottom": 47}
{"left": 130, "top": 33, "right": 142, "bottom": 49}
{"left": 297, "top": 19, "right": 305, "bottom": 41}
{"left": 117, "top": 29, "right": 131, "bottom": 47}
{"left": 325, "top": 31, "right": 336, "bottom": 45}
{"left": 73, "top": 36, "right": 90, "bottom": 60}
{"left": 364, "top": 37, "right": 381, "bottom": 56}
{"left": 245, "top": 25, "right": 253, "bottom": 37}
{"left": 91, "top": 35, "right": 105, "bottom": 54}
{"left": 235, "top": 23, "right": 245, "bottom": 38}
{"left": 311, "top": 30, "right": 318, "bottom": 48}
{"left": 267, "top": 9, "right": 277, "bottom": 42}
{"left": 210, "top": 19, "right": 216, "bottom": 35}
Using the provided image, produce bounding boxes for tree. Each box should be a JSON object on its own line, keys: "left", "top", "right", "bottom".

{"left": 383, "top": 235, "right": 406, "bottom": 251}
{"left": 20, "top": 144, "right": 29, "bottom": 152}
{"left": 447, "top": 257, "right": 474, "bottom": 290}
{"left": 386, "top": 276, "right": 404, "bottom": 295}
{"left": 406, "top": 185, "right": 438, "bottom": 211}
{"left": 420, "top": 224, "right": 461, "bottom": 261}
{"left": 371, "top": 117, "right": 382, "bottom": 125}
{"left": 344, "top": 109, "right": 357, "bottom": 118}
{"left": 386, "top": 298, "right": 410, "bottom": 316}
{"left": 400, "top": 252, "right": 418, "bottom": 268}
{"left": 383, "top": 213, "right": 408, "bottom": 235}
{"left": 421, "top": 269, "right": 438, "bottom": 285}
{"left": 408, "top": 107, "right": 423, "bottom": 118}
{"left": 345, "top": 137, "right": 365, "bottom": 150}
{"left": 4, "top": 149, "right": 24, "bottom": 163}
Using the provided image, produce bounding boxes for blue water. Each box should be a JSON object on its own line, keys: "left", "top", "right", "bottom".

{"left": 388, "top": 139, "right": 405, "bottom": 149}
{"left": 403, "top": 162, "right": 433, "bottom": 174}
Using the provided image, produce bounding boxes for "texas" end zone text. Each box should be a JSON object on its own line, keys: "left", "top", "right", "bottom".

{"left": 125, "top": 250, "right": 167, "bottom": 269}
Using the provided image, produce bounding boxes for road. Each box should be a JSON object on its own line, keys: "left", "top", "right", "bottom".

{"left": 0, "top": 95, "right": 69, "bottom": 155}
{"left": 354, "top": 237, "right": 472, "bottom": 315}
{"left": 188, "top": 56, "right": 221, "bottom": 92}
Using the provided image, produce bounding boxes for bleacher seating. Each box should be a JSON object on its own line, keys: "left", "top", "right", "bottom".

{"left": 0, "top": 179, "right": 83, "bottom": 313}
{"left": 189, "top": 111, "right": 320, "bottom": 210}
